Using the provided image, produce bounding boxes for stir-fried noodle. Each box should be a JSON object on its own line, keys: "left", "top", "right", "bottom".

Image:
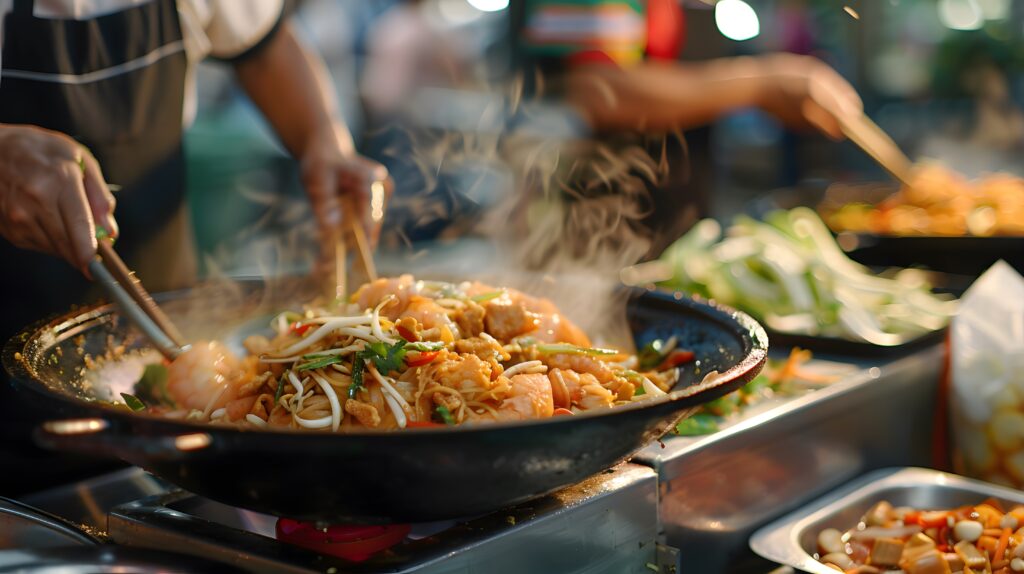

{"left": 137, "top": 276, "right": 683, "bottom": 431}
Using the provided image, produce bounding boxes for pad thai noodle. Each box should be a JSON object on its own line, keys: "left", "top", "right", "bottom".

{"left": 124, "top": 275, "right": 685, "bottom": 431}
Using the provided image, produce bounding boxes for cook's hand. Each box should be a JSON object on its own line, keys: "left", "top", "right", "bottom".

{"left": 299, "top": 128, "right": 393, "bottom": 251}
{"left": 755, "top": 54, "right": 863, "bottom": 140}
{"left": 0, "top": 124, "right": 117, "bottom": 275}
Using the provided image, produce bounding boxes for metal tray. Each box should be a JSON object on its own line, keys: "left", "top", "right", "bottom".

{"left": 750, "top": 467, "right": 1024, "bottom": 574}
{"left": 633, "top": 344, "right": 943, "bottom": 573}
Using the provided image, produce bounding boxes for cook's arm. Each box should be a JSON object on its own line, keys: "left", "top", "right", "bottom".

{"left": 565, "top": 53, "right": 862, "bottom": 138}
{"left": 233, "top": 22, "right": 391, "bottom": 244}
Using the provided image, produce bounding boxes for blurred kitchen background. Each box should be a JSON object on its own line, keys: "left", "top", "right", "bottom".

{"left": 185, "top": 0, "right": 1024, "bottom": 274}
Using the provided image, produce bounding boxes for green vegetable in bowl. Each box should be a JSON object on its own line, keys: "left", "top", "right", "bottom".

{"left": 657, "top": 208, "right": 957, "bottom": 344}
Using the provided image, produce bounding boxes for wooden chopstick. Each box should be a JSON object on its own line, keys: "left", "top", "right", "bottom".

{"left": 839, "top": 113, "right": 914, "bottom": 188}
{"left": 334, "top": 228, "right": 347, "bottom": 302}
{"left": 340, "top": 194, "right": 378, "bottom": 284}
{"left": 96, "top": 240, "right": 186, "bottom": 348}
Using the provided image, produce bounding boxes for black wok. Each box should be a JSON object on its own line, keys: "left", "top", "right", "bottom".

{"left": 3, "top": 282, "right": 766, "bottom": 523}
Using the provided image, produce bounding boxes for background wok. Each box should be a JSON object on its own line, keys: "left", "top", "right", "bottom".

{"left": 3, "top": 280, "right": 766, "bottom": 523}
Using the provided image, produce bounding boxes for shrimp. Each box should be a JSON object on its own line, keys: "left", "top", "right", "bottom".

{"left": 400, "top": 296, "right": 458, "bottom": 334}
{"left": 353, "top": 275, "right": 415, "bottom": 320}
{"left": 544, "top": 354, "right": 615, "bottom": 385}
{"left": 167, "top": 341, "right": 246, "bottom": 412}
{"left": 468, "top": 373, "right": 554, "bottom": 422}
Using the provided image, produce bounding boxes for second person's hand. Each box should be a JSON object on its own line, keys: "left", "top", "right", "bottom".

{"left": 755, "top": 53, "right": 863, "bottom": 140}
{"left": 299, "top": 126, "right": 393, "bottom": 255}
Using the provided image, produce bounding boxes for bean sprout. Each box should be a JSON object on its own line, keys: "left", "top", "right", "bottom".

{"left": 294, "top": 414, "right": 332, "bottom": 429}
{"left": 245, "top": 414, "right": 267, "bottom": 427}
{"left": 641, "top": 377, "right": 667, "bottom": 397}
{"left": 311, "top": 372, "right": 342, "bottom": 431}
{"left": 371, "top": 296, "right": 398, "bottom": 344}
{"left": 259, "top": 344, "right": 363, "bottom": 364}
{"left": 383, "top": 393, "right": 407, "bottom": 429}
{"left": 268, "top": 316, "right": 376, "bottom": 358}
{"left": 368, "top": 364, "right": 410, "bottom": 410}
{"left": 202, "top": 384, "right": 227, "bottom": 419}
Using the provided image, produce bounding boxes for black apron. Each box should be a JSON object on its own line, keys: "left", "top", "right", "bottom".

{"left": 0, "top": 0, "right": 189, "bottom": 491}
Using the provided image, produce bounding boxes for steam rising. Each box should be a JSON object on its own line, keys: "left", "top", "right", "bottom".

{"left": 195, "top": 76, "right": 681, "bottom": 349}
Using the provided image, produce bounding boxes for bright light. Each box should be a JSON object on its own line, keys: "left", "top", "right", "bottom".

{"left": 466, "top": 0, "right": 509, "bottom": 12}
{"left": 938, "top": 0, "right": 983, "bottom": 30}
{"left": 715, "top": 0, "right": 760, "bottom": 42}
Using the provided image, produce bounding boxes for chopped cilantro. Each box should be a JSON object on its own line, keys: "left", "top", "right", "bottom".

{"left": 349, "top": 357, "right": 366, "bottom": 399}
{"left": 348, "top": 340, "right": 408, "bottom": 399}
{"left": 120, "top": 392, "right": 146, "bottom": 411}
{"left": 435, "top": 405, "right": 456, "bottom": 425}
{"left": 273, "top": 373, "right": 287, "bottom": 404}
{"left": 133, "top": 364, "right": 175, "bottom": 408}
{"left": 296, "top": 355, "right": 344, "bottom": 371}
{"left": 638, "top": 339, "right": 668, "bottom": 370}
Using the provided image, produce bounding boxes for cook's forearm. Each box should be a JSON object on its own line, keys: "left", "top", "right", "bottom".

{"left": 565, "top": 57, "right": 769, "bottom": 132}
{"left": 234, "top": 22, "right": 353, "bottom": 159}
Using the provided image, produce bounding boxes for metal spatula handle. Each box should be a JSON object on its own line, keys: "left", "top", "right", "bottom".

{"left": 89, "top": 259, "right": 185, "bottom": 360}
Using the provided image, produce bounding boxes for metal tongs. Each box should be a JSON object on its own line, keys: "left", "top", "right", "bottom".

{"left": 89, "top": 239, "right": 187, "bottom": 360}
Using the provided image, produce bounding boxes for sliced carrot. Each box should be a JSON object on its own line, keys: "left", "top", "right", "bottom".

{"left": 552, "top": 408, "right": 574, "bottom": 416}
{"left": 979, "top": 535, "right": 999, "bottom": 555}
{"left": 996, "top": 527, "right": 1011, "bottom": 563}
{"left": 770, "top": 348, "right": 809, "bottom": 384}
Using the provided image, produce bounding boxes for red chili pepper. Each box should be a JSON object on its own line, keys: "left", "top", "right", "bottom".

{"left": 918, "top": 511, "right": 950, "bottom": 528}
{"left": 290, "top": 322, "right": 314, "bottom": 336}
{"left": 552, "top": 408, "right": 574, "bottom": 416}
{"left": 657, "top": 350, "right": 695, "bottom": 370}
{"left": 396, "top": 325, "right": 417, "bottom": 342}
{"left": 406, "top": 420, "right": 444, "bottom": 428}
{"left": 405, "top": 351, "right": 438, "bottom": 367}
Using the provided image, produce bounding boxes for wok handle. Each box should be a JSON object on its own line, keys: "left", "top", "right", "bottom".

{"left": 34, "top": 418, "right": 213, "bottom": 463}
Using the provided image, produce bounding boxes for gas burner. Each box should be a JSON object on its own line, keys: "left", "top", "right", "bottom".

{"left": 106, "top": 464, "right": 664, "bottom": 574}
{"left": 275, "top": 520, "right": 412, "bottom": 562}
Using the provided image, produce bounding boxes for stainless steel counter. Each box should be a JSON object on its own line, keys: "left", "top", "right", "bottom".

{"left": 634, "top": 344, "right": 944, "bottom": 573}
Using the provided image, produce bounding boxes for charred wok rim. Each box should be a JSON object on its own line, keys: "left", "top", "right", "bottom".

{"left": 3, "top": 286, "right": 767, "bottom": 437}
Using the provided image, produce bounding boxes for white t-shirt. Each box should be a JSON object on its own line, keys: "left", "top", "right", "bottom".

{"left": 0, "top": 0, "right": 284, "bottom": 125}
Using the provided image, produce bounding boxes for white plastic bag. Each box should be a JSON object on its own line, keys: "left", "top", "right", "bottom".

{"left": 951, "top": 261, "right": 1024, "bottom": 486}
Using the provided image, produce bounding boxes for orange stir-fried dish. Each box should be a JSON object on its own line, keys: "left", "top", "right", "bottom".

{"left": 825, "top": 163, "right": 1024, "bottom": 237}
{"left": 815, "top": 499, "right": 1024, "bottom": 573}
{"left": 122, "top": 276, "right": 684, "bottom": 431}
